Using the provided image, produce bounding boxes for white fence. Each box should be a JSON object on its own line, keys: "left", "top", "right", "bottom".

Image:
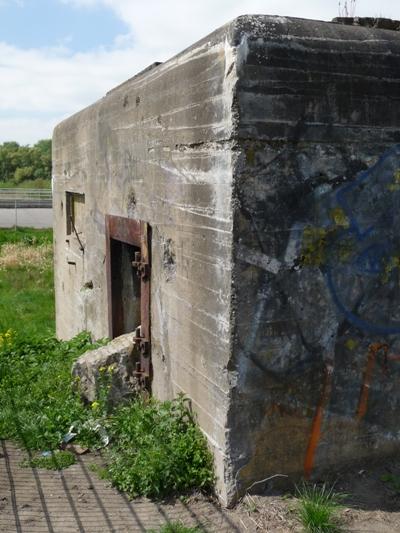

{"left": 0, "top": 188, "right": 52, "bottom": 208}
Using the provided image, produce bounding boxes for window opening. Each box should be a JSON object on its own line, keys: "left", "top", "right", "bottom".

{"left": 66, "top": 192, "right": 85, "bottom": 237}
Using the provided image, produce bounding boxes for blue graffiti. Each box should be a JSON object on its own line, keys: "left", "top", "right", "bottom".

{"left": 323, "top": 144, "right": 400, "bottom": 334}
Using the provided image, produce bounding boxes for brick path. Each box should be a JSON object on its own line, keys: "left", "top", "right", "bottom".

{"left": 0, "top": 441, "right": 242, "bottom": 533}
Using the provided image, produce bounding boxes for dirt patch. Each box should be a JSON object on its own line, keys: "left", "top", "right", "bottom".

{"left": 232, "top": 459, "right": 400, "bottom": 532}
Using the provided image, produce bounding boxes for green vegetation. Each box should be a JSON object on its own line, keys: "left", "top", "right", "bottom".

{"left": 381, "top": 473, "right": 400, "bottom": 494}
{"left": 0, "top": 227, "right": 52, "bottom": 246}
{"left": 0, "top": 139, "right": 51, "bottom": 188}
{"left": 0, "top": 228, "right": 214, "bottom": 493}
{"left": 0, "top": 332, "right": 107, "bottom": 450}
{"left": 0, "top": 228, "right": 54, "bottom": 337}
{"left": 102, "top": 396, "right": 215, "bottom": 498}
{"left": 295, "top": 483, "right": 345, "bottom": 533}
{"left": 21, "top": 450, "right": 76, "bottom": 470}
{"left": 0, "top": 333, "right": 214, "bottom": 493}
{"left": 148, "top": 523, "right": 204, "bottom": 533}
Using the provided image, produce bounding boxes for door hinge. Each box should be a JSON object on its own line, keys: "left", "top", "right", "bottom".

{"left": 132, "top": 251, "right": 149, "bottom": 280}
{"left": 133, "top": 361, "right": 150, "bottom": 388}
{"left": 133, "top": 326, "right": 150, "bottom": 357}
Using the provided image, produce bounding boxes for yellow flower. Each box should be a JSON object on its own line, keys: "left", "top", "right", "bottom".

{"left": 91, "top": 401, "right": 100, "bottom": 410}
{"left": 0, "top": 329, "right": 13, "bottom": 348}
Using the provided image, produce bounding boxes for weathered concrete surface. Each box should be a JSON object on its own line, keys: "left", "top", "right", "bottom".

{"left": 72, "top": 333, "right": 139, "bottom": 407}
{"left": 53, "top": 20, "right": 237, "bottom": 504}
{"left": 229, "top": 16, "right": 400, "bottom": 501}
{"left": 54, "top": 15, "right": 400, "bottom": 505}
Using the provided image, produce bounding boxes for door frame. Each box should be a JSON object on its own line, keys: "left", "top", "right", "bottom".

{"left": 105, "top": 214, "right": 151, "bottom": 386}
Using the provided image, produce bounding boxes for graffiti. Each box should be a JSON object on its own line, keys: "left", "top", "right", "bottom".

{"left": 303, "top": 361, "right": 334, "bottom": 479}
{"left": 236, "top": 145, "right": 400, "bottom": 481}
{"left": 356, "top": 343, "right": 389, "bottom": 421}
{"left": 299, "top": 145, "right": 400, "bottom": 335}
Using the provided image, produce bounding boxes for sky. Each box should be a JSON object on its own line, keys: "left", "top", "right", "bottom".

{"left": 1, "top": 0, "right": 400, "bottom": 145}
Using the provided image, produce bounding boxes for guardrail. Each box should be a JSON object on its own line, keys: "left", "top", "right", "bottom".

{"left": 0, "top": 188, "right": 52, "bottom": 208}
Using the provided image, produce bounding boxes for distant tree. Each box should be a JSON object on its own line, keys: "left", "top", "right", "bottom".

{"left": 0, "top": 139, "right": 52, "bottom": 186}
{"left": 34, "top": 139, "right": 51, "bottom": 155}
{"left": 14, "top": 166, "right": 35, "bottom": 184}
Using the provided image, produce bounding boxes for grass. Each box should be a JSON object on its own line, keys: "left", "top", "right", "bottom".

{"left": 0, "top": 332, "right": 107, "bottom": 450}
{"left": 381, "top": 473, "right": 400, "bottom": 494}
{"left": 21, "top": 450, "right": 76, "bottom": 470}
{"left": 295, "top": 483, "right": 345, "bottom": 533}
{"left": 0, "top": 228, "right": 215, "bottom": 494}
{"left": 0, "top": 179, "right": 51, "bottom": 189}
{"left": 0, "top": 228, "right": 54, "bottom": 337}
{"left": 0, "top": 227, "right": 53, "bottom": 247}
{"left": 148, "top": 523, "right": 203, "bottom": 533}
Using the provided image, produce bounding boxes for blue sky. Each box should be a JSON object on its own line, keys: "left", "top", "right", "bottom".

{"left": 0, "top": 0, "right": 127, "bottom": 52}
{"left": 0, "top": 0, "right": 129, "bottom": 51}
{"left": 1, "top": 0, "right": 400, "bottom": 144}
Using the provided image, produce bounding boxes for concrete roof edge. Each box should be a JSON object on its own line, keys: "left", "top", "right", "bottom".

{"left": 53, "top": 13, "right": 400, "bottom": 135}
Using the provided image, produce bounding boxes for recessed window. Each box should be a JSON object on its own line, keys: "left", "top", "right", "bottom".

{"left": 66, "top": 192, "right": 85, "bottom": 236}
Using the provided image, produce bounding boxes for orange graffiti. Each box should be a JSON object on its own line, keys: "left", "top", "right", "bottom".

{"left": 356, "top": 343, "right": 388, "bottom": 421}
{"left": 304, "top": 362, "right": 334, "bottom": 479}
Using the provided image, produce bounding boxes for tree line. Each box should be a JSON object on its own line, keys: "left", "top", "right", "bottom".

{"left": 0, "top": 140, "right": 52, "bottom": 188}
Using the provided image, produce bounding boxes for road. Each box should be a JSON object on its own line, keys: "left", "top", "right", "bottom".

{"left": 0, "top": 208, "right": 53, "bottom": 229}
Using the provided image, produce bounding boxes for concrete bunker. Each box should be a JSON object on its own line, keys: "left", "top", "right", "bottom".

{"left": 53, "top": 15, "right": 400, "bottom": 506}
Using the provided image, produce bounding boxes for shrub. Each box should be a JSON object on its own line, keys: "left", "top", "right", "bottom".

{"left": 103, "top": 396, "right": 215, "bottom": 498}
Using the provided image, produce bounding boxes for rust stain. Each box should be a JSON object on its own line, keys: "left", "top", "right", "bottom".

{"left": 304, "top": 362, "right": 334, "bottom": 479}
{"left": 356, "top": 343, "right": 388, "bottom": 421}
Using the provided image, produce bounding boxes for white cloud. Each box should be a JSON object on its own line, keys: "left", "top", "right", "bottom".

{"left": 0, "top": 41, "right": 156, "bottom": 144}
{"left": 64, "top": 0, "right": 400, "bottom": 47}
{"left": 2, "top": 0, "right": 400, "bottom": 144}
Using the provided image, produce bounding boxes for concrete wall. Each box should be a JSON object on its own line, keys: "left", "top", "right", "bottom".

{"left": 53, "top": 24, "right": 237, "bottom": 503}
{"left": 229, "top": 16, "right": 400, "bottom": 497}
{"left": 54, "top": 14, "right": 400, "bottom": 505}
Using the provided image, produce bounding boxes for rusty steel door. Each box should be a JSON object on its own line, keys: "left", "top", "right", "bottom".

{"left": 106, "top": 214, "right": 151, "bottom": 390}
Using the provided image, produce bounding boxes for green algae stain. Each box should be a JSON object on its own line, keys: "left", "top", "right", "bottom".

{"left": 345, "top": 338, "right": 359, "bottom": 351}
{"left": 330, "top": 207, "right": 350, "bottom": 228}
{"left": 300, "top": 227, "right": 329, "bottom": 266}
{"left": 382, "top": 255, "right": 400, "bottom": 283}
{"left": 387, "top": 168, "right": 400, "bottom": 191}
{"left": 246, "top": 146, "right": 256, "bottom": 166}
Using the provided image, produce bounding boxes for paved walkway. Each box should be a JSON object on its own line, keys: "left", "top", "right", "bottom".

{"left": 0, "top": 441, "right": 242, "bottom": 533}
{"left": 0, "top": 209, "right": 53, "bottom": 229}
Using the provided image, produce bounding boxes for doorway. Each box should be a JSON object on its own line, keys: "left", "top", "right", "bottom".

{"left": 106, "top": 215, "right": 151, "bottom": 389}
{"left": 110, "top": 239, "right": 141, "bottom": 337}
